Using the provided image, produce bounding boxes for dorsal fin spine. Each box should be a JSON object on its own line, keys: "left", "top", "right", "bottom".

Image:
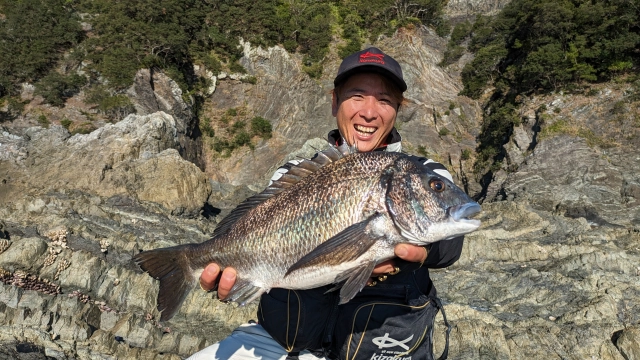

{"left": 210, "top": 144, "right": 349, "bottom": 238}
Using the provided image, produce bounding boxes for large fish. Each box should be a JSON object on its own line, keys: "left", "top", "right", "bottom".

{"left": 134, "top": 145, "right": 481, "bottom": 321}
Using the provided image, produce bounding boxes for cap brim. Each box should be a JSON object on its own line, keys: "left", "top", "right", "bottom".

{"left": 334, "top": 65, "right": 407, "bottom": 92}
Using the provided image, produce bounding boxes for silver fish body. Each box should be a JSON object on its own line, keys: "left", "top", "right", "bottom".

{"left": 134, "top": 145, "right": 481, "bottom": 320}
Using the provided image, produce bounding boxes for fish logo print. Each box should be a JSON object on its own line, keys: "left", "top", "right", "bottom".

{"left": 359, "top": 51, "right": 385, "bottom": 64}
{"left": 372, "top": 333, "right": 414, "bottom": 350}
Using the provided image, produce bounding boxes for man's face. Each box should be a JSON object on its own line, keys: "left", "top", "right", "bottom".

{"left": 332, "top": 73, "right": 399, "bottom": 152}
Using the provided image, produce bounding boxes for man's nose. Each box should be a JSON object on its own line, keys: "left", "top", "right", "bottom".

{"left": 358, "top": 96, "right": 378, "bottom": 121}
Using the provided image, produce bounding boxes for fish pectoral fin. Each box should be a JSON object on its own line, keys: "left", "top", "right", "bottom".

{"left": 225, "top": 278, "right": 265, "bottom": 306}
{"left": 338, "top": 261, "right": 377, "bottom": 304}
{"left": 285, "top": 214, "right": 384, "bottom": 277}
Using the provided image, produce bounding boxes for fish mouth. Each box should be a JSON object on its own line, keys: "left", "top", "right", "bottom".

{"left": 448, "top": 202, "right": 482, "bottom": 227}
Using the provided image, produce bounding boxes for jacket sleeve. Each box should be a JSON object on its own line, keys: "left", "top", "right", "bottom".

{"left": 424, "top": 236, "right": 464, "bottom": 268}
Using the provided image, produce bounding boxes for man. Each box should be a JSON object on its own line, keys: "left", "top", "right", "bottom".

{"left": 190, "top": 47, "right": 463, "bottom": 360}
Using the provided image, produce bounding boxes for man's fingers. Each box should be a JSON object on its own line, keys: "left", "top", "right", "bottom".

{"left": 395, "top": 244, "right": 428, "bottom": 263}
{"left": 216, "top": 267, "right": 237, "bottom": 300}
{"left": 372, "top": 260, "right": 396, "bottom": 276}
{"left": 199, "top": 263, "right": 221, "bottom": 292}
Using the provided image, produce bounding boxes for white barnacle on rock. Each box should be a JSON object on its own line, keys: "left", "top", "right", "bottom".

{"left": 0, "top": 239, "right": 10, "bottom": 253}
{"left": 43, "top": 247, "right": 62, "bottom": 267}
{"left": 99, "top": 239, "right": 110, "bottom": 253}
{"left": 54, "top": 259, "right": 71, "bottom": 280}
{"left": 43, "top": 253, "right": 57, "bottom": 267}
{"left": 46, "top": 228, "right": 69, "bottom": 248}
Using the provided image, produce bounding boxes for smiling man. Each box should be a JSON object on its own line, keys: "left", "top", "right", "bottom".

{"left": 190, "top": 47, "right": 463, "bottom": 360}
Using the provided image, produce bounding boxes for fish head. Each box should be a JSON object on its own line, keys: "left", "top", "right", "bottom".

{"left": 383, "top": 157, "right": 481, "bottom": 244}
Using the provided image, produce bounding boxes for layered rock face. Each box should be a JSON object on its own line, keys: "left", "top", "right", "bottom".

{"left": 0, "top": 28, "right": 639, "bottom": 360}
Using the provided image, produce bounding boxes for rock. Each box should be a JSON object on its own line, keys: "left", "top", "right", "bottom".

{"left": 445, "top": 0, "right": 512, "bottom": 19}
{"left": 127, "top": 69, "right": 204, "bottom": 170}
{"left": 615, "top": 327, "right": 640, "bottom": 360}
{"left": 0, "top": 237, "right": 47, "bottom": 272}
{"left": 0, "top": 112, "right": 210, "bottom": 216}
{"left": 1, "top": 27, "right": 639, "bottom": 360}
{"left": 501, "top": 136, "right": 640, "bottom": 226}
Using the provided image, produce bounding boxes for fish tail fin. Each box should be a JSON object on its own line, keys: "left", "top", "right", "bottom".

{"left": 133, "top": 244, "right": 199, "bottom": 321}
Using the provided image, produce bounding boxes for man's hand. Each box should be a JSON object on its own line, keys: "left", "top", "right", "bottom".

{"left": 199, "top": 264, "right": 236, "bottom": 300}
{"left": 199, "top": 243, "right": 428, "bottom": 297}
{"left": 371, "top": 243, "right": 428, "bottom": 276}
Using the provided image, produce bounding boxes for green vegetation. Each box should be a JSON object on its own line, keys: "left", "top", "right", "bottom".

{"left": 85, "top": 86, "right": 134, "bottom": 121}
{"left": 209, "top": 108, "right": 274, "bottom": 157}
{"left": 37, "top": 114, "right": 50, "bottom": 128}
{"left": 35, "top": 73, "right": 86, "bottom": 107}
{"left": 60, "top": 118, "right": 72, "bottom": 130}
{"left": 538, "top": 118, "right": 614, "bottom": 148}
{"left": 439, "top": 127, "right": 450, "bottom": 136}
{"left": 416, "top": 145, "right": 429, "bottom": 158}
{"left": 0, "top": 0, "right": 84, "bottom": 97}
{"left": 251, "top": 116, "right": 273, "bottom": 139}
{"left": 1, "top": 0, "right": 449, "bottom": 102}
{"left": 200, "top": 118, "right": 215, "bottom": 138}
{"left": 443, "top": 0, "right": 639, "bottom": 178}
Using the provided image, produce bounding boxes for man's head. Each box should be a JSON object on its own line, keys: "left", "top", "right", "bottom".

{"left": 332, "top": 47, "right": 406, "bottom": 152}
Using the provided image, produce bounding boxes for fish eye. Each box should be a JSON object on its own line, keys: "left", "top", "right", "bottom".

{"left": 429, "top": 179, "right": 445, "bottom": 192}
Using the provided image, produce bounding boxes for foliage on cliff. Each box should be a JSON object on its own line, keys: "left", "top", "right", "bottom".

{"left": 0, "top": 0, "right": 448, "bottom": 108}
{"left": 0, "top": 0, "right": 84, "bottom": 98}
{"left": 445, "top": 0, "right": 640, "bottom": 178}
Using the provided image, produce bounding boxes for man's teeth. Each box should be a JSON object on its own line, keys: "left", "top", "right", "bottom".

{"left": 354, "top": 125, "right": 376, "bottom": 134}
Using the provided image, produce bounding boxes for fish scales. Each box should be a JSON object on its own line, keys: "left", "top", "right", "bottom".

{"left": 134, "top": 145, "right": 481, "bottom": 321}
{"left": 189, "top": 154, "right": 393, "bottom": 292}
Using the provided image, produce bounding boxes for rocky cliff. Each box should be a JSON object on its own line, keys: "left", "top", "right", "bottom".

{"left": 0, "top": 24, "right": 639, "bottom": 360}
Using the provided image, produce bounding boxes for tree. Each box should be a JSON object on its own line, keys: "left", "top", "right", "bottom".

{"left": 0, "top": 0, "right": 83, "bottom": 96}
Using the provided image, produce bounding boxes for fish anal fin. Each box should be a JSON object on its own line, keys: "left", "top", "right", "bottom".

{"left": 285, "top": 213, "right": 384, "bottom": 276}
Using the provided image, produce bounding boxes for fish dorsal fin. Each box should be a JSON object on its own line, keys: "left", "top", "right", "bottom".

{"left": 211, "top": 143, "right": 353, "bottom": 238}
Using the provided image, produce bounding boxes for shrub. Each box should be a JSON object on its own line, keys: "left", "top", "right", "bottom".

{"left": 60, "top": 118, "right": 72, "bottom": 130}
{"left": 37, "top": 115, "right": 50, "bottom": 128}
{"left": 85, "top": 86, "right": 134, "bottom": 121}
{"left": 461, "top": 149, "right": 472, "bottom": 160}
{"left": 232, "top": 131, "right": 252, "bottom": 148}
{"left": 250, "top": 116, "right": 272, "bottom": 139}
{"left": 200, "top": 119, "right": 215, "bottom": 137}
{"left": 439, "top": 127, "right": 450, "bottom": 136}
{"left": 417, "top": 145, "right": 429, "bottom": 158}
{"left": 35, "top": 73, "right": 86, "bottom": 107}
{"left": 241, "top": 76, "right": 257, "bottom": 85}
{"left": 230, "top": 121, "right": 246, "bottom": 135}
{"left": 0, "top": 0, "right": 84, "bottom": 95}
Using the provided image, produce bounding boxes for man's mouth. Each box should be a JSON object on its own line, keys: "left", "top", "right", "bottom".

{"left": 354, "top": 124, "right": 376, "bottom": 135}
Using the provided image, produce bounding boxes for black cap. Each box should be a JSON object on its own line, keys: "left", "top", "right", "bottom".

{"left": 334, "top": 47, "right": 407, "bottom": 92}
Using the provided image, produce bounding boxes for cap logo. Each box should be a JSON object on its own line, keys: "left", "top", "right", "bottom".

{"left": 359, "top": 51, "right": 385, "bottom": 65}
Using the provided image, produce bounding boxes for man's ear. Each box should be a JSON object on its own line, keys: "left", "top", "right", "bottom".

{"left": 331, "top": 91, "right": 338, "bottom": 117}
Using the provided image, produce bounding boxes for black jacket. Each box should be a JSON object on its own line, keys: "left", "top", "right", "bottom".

{"left": 258, "top": 129, "right": 464, "bottom": 358}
